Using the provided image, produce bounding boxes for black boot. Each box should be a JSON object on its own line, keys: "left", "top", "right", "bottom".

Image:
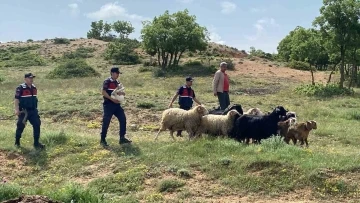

{"left": 100, "top": 138, "right": 109, "bottom": 147}
{"left": 34, "top": 136, "right": 45, "bottom": 149}
{"left": 15, "top": 138, "right": 20, "bottom": 147}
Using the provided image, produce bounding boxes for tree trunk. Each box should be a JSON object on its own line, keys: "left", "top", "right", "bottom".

{"left": 310, "top": 65, "right": 315, "bottom": 85}
{"left": 327, "top": 63, "right": 339, "bottom": 85}
{"left": 175, "top": 51, "right": 184, "bottom": 65}
{"left": 339, "top": 46, "right": 345, "bottom": 88}
{"left": 168, "top": 52, "right": 174, "bottom": 68}
{"left": 157, "top": 48, "right": 161, "bottom": 67}
{"left": 173, "top": 51, "right": 179, "bottom": 66}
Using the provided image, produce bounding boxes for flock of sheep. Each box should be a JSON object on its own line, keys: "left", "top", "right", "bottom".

{"left": 154, "top": 104, "right": 317, "bottom": 147}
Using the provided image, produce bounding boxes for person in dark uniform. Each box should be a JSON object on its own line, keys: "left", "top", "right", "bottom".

{"left": 168, "top": 76, "right": 202, "bottom": 137}
{"left": 14, "top": 73, "right": 45, "bottom": 149}
{"left": 100, "top": 67, "right": 131, "bottom": 147}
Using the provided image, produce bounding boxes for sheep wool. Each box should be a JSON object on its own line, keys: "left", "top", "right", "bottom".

{"left": 196, "top": 109, "right": 240, "bottom": 138}
{"left": 154, "top": 105, "right": 209, "bottom": 141}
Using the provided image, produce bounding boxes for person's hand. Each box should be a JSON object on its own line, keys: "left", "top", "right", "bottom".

{"left": 15, "top": 109, "right": 20, "bottom": 116}
{"left": 111, "top": 98, "right": 120, "bottom": 104}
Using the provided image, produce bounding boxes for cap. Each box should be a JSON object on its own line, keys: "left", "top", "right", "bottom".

{"left": 220, "top": 62, "right": 227, "bottom": 66}
{"left": 110, "top": 67, "right": 122, "bottom": 74}
{"left": 24, "top": 73, "right": 36, "bottom": 78}
{"left": 186, "top": 76, "right": 193, "bottom": 82}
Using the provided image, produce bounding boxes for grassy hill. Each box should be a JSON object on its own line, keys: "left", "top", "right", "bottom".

{"left": 1, "top": 38, "right": 359, "bottom": 202}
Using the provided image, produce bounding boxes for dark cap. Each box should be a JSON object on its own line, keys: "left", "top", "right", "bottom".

{"left": 24, "top": 73, "right": 36, "bottom": 78}
{"left": 110, "top": 67, "right": 122, "bottom": 74}
{"left": 186, "top": 76, "right": 193, "bottom": 82}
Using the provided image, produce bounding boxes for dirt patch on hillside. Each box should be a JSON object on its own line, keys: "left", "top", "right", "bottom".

{"left": 1, "top": 195, "right": 62, "bottom": 203}
{"left": 232, "top": 59, "right": 334, "bottom": 84}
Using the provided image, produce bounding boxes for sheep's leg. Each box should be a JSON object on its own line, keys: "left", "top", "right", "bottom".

{"left": 284, "top": 137, "right": 290, "bottom": 144}
{"left": 154, "top": 129, "right": 162, "bottom": 141}
{"left": 292, "top": 138, "right": 297, "bottom": 145}
{"left": 169, "top": 130, "right": 176, "bottom": 141}
{"left": 305, "top": 138, "right": 309, "bottom": 147}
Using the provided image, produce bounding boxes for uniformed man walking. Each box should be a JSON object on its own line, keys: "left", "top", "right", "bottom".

{"left": 100, "top": 67, "right": 131, "bottom": 147}
{"left": 14, "top": 73, "right": 45, "bottom": 149}
{"left": 168, "top": 76, "right": 202, "bottom": 137}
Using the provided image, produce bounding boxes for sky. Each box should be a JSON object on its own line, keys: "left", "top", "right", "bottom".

{"left": 0, "top": 0, "right": 324, "bottom": 53}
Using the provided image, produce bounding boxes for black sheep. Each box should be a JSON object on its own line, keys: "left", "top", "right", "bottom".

{"left": 208, "top": 104, "right": 244, "bottom": 115}
{"left": 231, "top": 106, "right": 288, "bottom": 144}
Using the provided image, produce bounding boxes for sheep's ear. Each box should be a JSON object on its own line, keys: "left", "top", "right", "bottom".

{"left": 306, "top": 121, "right": 312, "bottom": 130}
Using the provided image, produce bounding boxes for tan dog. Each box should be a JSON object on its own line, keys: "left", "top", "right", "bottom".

{"left": 285, "top": 120, "right": 317, "bottom": 147}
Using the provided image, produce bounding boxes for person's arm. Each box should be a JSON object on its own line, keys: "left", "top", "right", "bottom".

{"left": 14, "top": 87, "right": 21, "bottom": 115}
{"left": 102, "top": 80, "right": 119, "bottom": 103}
{"left": 168, "top": 93, "right": 179, "bottom": 108}
{"left": 212, "top": 72, "right": 220, "bottom": 96}
{"left": 193, "top": 97, "right": 201, "bottom": 105}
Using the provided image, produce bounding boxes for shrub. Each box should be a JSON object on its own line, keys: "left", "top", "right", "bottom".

{"left": 0, "top": 75, "right": 5, "bottom": 83}
{"left": 63, "top": 47, "right": 96, "bottom": 59}
{"left": 26, "top": 39, "right": 34, "bottom": 42}
{"left": 143, "top": 60, "right": 157, "bottom": 67}
{"left": 158, "top": 179, "right": 185, "bottom": 192}
{"left": 0, "top": 184, "right": 22, "bottom": 202}
{"left": 185, "top": 60, "right": 202, "bottom": 66}
{"left": 53, "top": 38, "right": 70, "bottom": 44}
{"left": 1, "top": 52, "right": 46, "bottom": 67}
{"left": 287, "top": 60, "right": 311, "bottom": 71}
{"left": 294, "top": 84, "right": 354, "bottom": 97}
{"left": 137, "top": 101, "right": 156, "bottom": 109}
{"left": 104, "top": 40, "right": 141, "bottom": 65}
{"left": 47, "top": 59, "right": 100, "bottom": 79}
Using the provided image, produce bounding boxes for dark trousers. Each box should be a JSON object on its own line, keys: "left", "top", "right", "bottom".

{"left": 217, "top": 91, "right": 230, "bottom": 110}
{"left": 100, "top": 102, "right": 127, "bottom": 140}
{"left": 15, "top": 109, "right": 41, "bottom": 144}
{"left": 177, "top": 106, "right": 191, "bottom": 136}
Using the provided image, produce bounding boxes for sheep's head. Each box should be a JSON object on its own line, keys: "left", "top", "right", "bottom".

{"left": 224, "top": 104, "right": 243, "bottom": 115}
{"left": 306, "top": 120, "right": 317, "bottom": 130}
{"left": 227, "top": 109, "right": 240, "bottom": 117}
{"left": 274, "top": 106, "right": 288, "bottom": 117}
{"left": 278, "top": 119, "right": 291, "bottom": 129}
{"left": 116, "top": 83, "right": 125, "bottom": 91}
{"left": 195, "top": 105, "right": 209, "bottom": 116}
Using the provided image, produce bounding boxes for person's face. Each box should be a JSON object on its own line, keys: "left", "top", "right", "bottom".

{"left": 186, "top": 80, "right": 193, "bottom": 86}
{"left": 221, "top": 64, "right": 227, "bottom": 72}
{"left": 24, "top": 77, "right": 33, "bottom": 84}
{"left": 111, "top": 72, "right": 119, "bottom": 79}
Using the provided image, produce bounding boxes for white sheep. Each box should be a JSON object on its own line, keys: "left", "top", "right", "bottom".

{"left": 244, "top": 107, "right": 264, "bottom": 116}
{"left": 195, "top": 109, "right": 241, "bottom": 138}
{"left": 154, "top": 105, "right": 209, "bottom": 141}
{"left": 111, "top": 83, "right": 125, "bottom": 104}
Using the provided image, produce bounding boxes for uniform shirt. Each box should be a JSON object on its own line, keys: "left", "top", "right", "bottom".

{"left": 102, "top": 77, "right": 120, "bottom": 104}
{"left": 14, "top": 83, "right": 38, "bottom": 110}
{"left": 177, "top": 85, "right": 195, "bottom": 108}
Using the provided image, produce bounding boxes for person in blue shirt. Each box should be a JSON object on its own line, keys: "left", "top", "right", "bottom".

{"left": 168, "top": 76, "right": 202, "bottom": 137}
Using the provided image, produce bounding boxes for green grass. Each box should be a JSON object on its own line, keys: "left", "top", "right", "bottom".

{"left": 0, "top": 57, "right": 360, "bottom": 202}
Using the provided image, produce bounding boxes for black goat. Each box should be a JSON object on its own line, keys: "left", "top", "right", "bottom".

{"left": 231, "top": 106, "right": 288, "bottom": 144}
{"left": 208, "top": 104, "right": 244, "bottom": 115}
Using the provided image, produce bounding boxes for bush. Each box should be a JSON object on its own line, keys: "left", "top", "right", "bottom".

{"left": 294, "top": 84, "right": 354, "bottom": 97}
{"left": 104, "top": 40, "right": 141, "bottom": 65}
{"left": 158, "top": 179, "right": 185, "bottom": 192}
{"left": 143, "top": 60, "right": 158, "bottom": 67}
{"left": 53, "top": 38, "right": 70, "bottom": 44}
{"left": 63, "top": 47, "right": 96, "bottom": 59}
{"left": 185, "top": 60, "right": 202, "bottom": 66}
{"left": 47, "top": 59, "right": 100, "bottom": 79}
{"left": 0, "top": 75, "right": 5, "bottom": 83}
{"left": 1, "top": 52, "right": 46, "bottom": 67}
{"left": 26, "top": 39, "right": 34, "bottom": 42}
{"left": 287, "top": 60, "right": 311, "bottom": 71}
{"left": 0, "top": 184, "right": 22, "bottom": 202}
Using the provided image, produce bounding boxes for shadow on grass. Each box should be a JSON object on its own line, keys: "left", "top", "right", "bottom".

{"left": 108, "top": 143, "right": 142, "bottom": 157}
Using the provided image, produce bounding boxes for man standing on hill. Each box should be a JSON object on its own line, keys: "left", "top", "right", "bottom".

{"left": 14, "top": 73, "right": 45, "bottom": 149}
{"left": 168, "top": 76, "right": 202, "bottom": 137}
{"left": 212, "top": 62, "right": 230, "bottom": 110}
{"left": 100, "top": 67, "right": 132, "bottom": 147}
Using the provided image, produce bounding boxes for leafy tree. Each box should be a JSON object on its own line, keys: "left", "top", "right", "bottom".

{"left": 104, "top": 39, "right": 140, "bottom": 65}
{"left": 112, "top": 21, "right": 135, "bottom": 39}
{"left": 87, "top": 20, "right": 113, "bottom": 41}
{"left": 141, "top": 9, "right": 208, "bottom": 69}
{"left": 312, "top": 0, "right": 360, "bottom": 88}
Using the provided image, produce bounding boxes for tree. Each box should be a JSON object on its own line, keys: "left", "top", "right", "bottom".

{"left": 112, "top": 21, "right": 135, "bottom": 39}
{"left": 87, "top": 20, "right": 113, "bottom": 41}
{"left": 141, "top": 9, "right": 209, "bottom": 69}
{"left": 313, "top": 0, "right": 360, "bottom": 88}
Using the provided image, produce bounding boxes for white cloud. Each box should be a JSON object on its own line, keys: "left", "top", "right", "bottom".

{"left": 68, "top": 3, "right": 79, "bottom": 16}
{"left": 85, "top": 2, "right": 148, "bottom": 21}
{"left": 245, "top": 18, "right": 279, "bottom": 41}
{"left": 221, "top": 1, "right": 236, "bottom": 14}
{"left": 208, "top": 25, "right": 225, "bottom": 44}
{"left": 250, "top": 8, "right": 266, "bottom": 13}
{"left": 177, "top": 0, "right": 193, "bottom": 3}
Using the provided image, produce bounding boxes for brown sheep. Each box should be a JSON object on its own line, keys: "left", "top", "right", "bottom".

{"left": 285, "top": 120, "right": 317, "bottom": 147}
